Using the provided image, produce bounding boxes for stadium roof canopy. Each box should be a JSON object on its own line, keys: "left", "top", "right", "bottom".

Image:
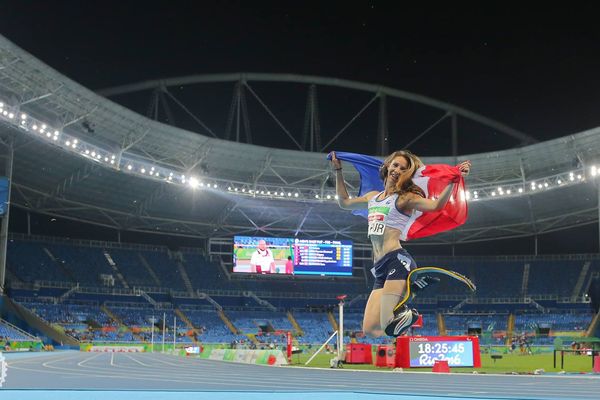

{"left": 0, "top": 35, "right": 599, "bottom": 245}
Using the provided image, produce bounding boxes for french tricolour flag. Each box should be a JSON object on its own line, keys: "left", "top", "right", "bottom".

{"left": 328, "top": 152, "right": 468, "bottom": 241}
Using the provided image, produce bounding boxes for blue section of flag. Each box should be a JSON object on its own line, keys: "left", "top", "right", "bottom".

{"left": 327, "top": 152, "right": 384, "bottom": 218}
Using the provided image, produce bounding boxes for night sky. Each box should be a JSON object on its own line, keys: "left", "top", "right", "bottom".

{"left": 2, "top": 1, "right": 600, "bottom": 156}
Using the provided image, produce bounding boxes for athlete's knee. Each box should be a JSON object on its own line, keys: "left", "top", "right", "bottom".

{"left": 362, "top": 326, "right": 384, "bottom": 338}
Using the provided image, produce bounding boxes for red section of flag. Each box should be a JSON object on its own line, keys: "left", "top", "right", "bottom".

{"left": 406, "top": 164, "right": 468, "bottom": 240}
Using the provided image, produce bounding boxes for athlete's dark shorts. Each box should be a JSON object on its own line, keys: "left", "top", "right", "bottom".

{"left": 371, "top": 248, "right": 417, "bottom": 290}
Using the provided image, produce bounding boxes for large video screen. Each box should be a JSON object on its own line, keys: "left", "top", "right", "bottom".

{"left": 233, "top": 236, "right": 352, "bottom": 276}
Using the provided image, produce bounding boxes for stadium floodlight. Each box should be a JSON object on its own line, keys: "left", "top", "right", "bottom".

{"left": 242, "top": 188, "right": 246, "bottom": 193}
{"left": 518, "top": 188, "right": 523, "bottom": 193}
{"left": 234, "top": 188, "right": 238, "bottom": 192}
{"left": 537, "top": 184, "right": 542, "bottom": 189}
{"left": 127, "top": 164, "right": 132, "bottom": 170}
{"left": 141, "top": 168, "right": 146, "bottom": 173}
{"left": 557, "top": 179, "right": 562, "bottom": 184}
{"left": 65, "top": 140, "right": 71, "bottom": 146}
{"left": 544, "top": 182, "right": 548, "bottom": 188}
{"left": 287, "top": 192, "right": 292, "bottom": 197}
{"left": 8, "top": 113, "right": 14, "bottom": 119}
{"left": 294, "top": 193, "right": 299, "bottom": 197}
{"left": 577, "top": 174, "right": 582, "bottom": 180}
{"left": 326, "top": 194, "right": 331, "bottom": 199}
{"left": 569, "top": 175, "right": 575, "bottom": 181}
{"left": 189, "top": 177, "right": 199, "bottom": 189}
{"left": 592, "top": 165, "right": 597, "bottom": 176}
{"left": 491, "top": 192, "right": 496, "bottom": 196}
{"left": 267, "top": 191, "right": 271, "bottom": 195}
{"left": 315, "top": 194, "right": 319, "bottom": 199}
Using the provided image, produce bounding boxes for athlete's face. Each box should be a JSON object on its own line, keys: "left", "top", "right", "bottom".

{"left": 387, "top": 156, "right": 409, "bottom": 184}
{"left": 258, "top": 240, "right": 267, "bottom": 251}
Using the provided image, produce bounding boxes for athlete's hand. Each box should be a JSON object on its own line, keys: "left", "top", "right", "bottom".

{"left": 330, "top": 151, "right": 342, "bottom": 171}
{"left": 457, "top": 160, "right": 471, "bottom": 176}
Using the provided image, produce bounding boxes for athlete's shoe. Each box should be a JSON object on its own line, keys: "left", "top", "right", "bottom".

{"left": 384, "top": 305, "right": 419, "bottom": 337}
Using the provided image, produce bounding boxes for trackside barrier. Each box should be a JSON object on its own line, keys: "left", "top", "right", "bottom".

{"left": 196, "top": 348, "right": 288, "bottom": 366}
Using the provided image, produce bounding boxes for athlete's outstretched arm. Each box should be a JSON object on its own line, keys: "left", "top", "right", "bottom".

{"left": 404, "top": 160, "right": 471, "bottom": 212}
{"left": 404, "top": 184, "right": 454, "bottom": 212}
{"left": 330, "top": 151, "right": 376, "bottom": 210}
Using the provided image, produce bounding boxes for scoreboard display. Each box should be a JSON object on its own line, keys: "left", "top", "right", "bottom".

{"left": 396, "top": 336, "right": 481, "bottom": 368}
{"left": 233, "top": 235, "right": 352, "bottom": 276}
{"left": 292, "top": 238, "right": 352, "bottom": 275}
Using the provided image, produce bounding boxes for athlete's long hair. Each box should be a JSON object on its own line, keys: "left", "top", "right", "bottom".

{"left": 379, "top": 150, "right": 425, "bottom": 197}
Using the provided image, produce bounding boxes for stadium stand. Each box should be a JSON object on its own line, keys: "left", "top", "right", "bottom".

{"left": 3, "top": 236, "right": 598, "bottom": 347}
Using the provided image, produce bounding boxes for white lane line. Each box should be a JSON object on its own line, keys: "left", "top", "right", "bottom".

{"left": 7, "top": 352, "right": 81, "bottom": 367}
{"left": 110, "top": 353, "right": 115, "bottom": 366}
{"left": 42, "top": 353, "right": 86, "bottom": 368}
{"left": 77, "top": 352, "right": 102, "bottom": 367}
{"left": 125, "top": 354, "right": 151, "bottom": 367}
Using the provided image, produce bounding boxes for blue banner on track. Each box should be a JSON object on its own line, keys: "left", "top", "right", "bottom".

{"left": 0, "top": 177, "right": 8, "bottom": 216}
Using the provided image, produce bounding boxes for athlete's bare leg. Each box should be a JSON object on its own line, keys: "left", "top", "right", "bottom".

{"left": 380, "top": 279, "right": 407, "bottom": 329}
{"left": 362, "top": 288, "right": 384, "bottom": 337}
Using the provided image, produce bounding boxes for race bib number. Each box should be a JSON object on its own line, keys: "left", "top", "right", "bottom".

{"left": 368, "top": 206, "right": 389, "bottom": 236}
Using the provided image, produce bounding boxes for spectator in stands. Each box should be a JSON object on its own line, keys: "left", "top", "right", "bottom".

{"left": 250, "top": 240, "right": 276, "bottom": 274}
{"left": 330, "top": 150, "right": 470, "bottom": 337}
{"left": 285, "top": 256, "right": 294, "bottom": 275}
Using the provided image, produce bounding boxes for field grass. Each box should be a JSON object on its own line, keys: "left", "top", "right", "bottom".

{"left": 289, "top": 351, "right": 596, "bottom": 374}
